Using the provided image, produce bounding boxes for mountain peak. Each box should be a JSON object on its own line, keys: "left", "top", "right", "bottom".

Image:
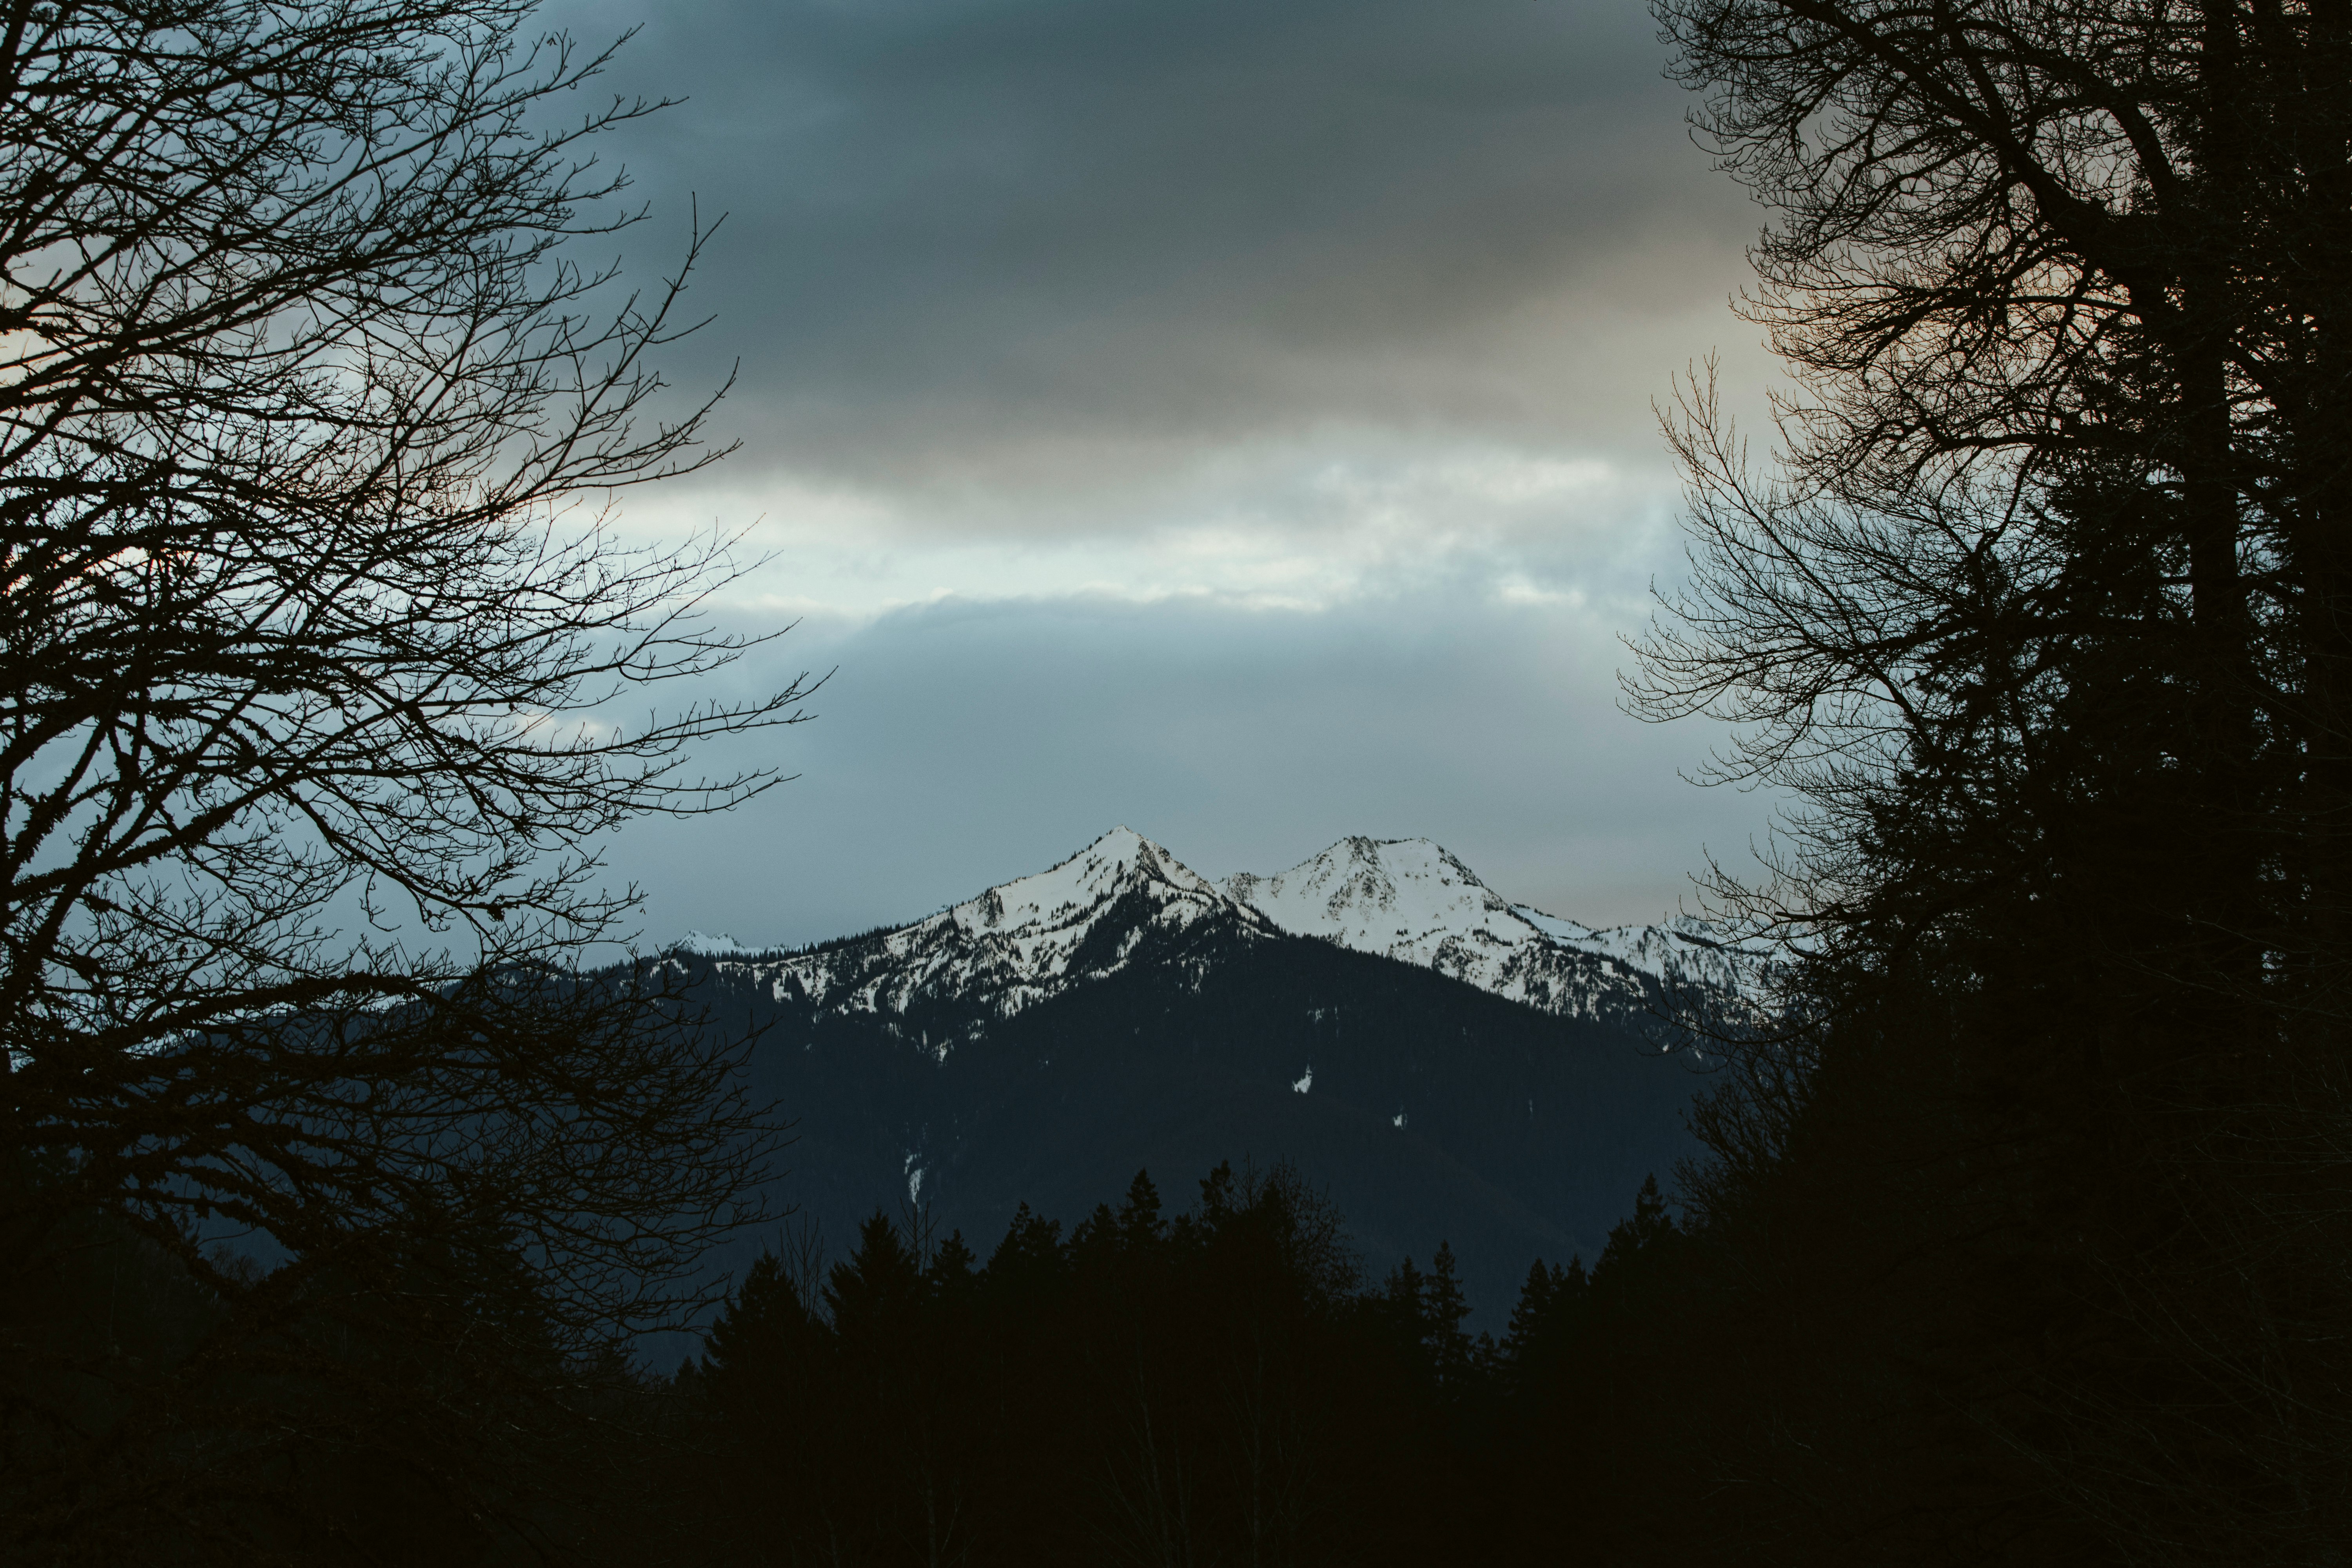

{"left": 719, "top": 829, "right": 1272, "bottom": 1037}
{"left": 673, "top": 929, "right": 771, "bottom": 957}
{"left": 1221, "top": 835, "right": 1518, "bottom": 949}
{"left": 1222, "top": 836, "right": 1730, "bottom": 1018}
{"left": 946, "top": 826, "right": 1218, "bottom": 938}
{"left": 690, "top": 830, "right": 1730, "bottom": 1040}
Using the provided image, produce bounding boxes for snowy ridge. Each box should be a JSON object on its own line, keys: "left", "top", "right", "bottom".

{"left": 672, "top": 929, "right": 775, "bottom": 958}
{"left": 717, "top": 828, "right": 1279, "bottom": 1045}
{"left": 1528, "top": 912, "right": 1744, "bottom": 996}
{"left": 1221, "top": 837, "right": 1731, "bottom": 1021}
{"left": 693, "top": 829, "right": 1732, "bottom": 1049}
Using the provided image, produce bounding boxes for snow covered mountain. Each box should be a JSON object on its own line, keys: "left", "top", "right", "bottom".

{"left": 722, "top": 828, "right": 1279, "bottom": 1034}
{"left": 659, "top": 830, "right": 1730, "bottom": 1328}
{"left": 692, "top": 828, "right": 1732, "bottom": 1034}
{"left": 1225, "top": 836, "right": 1740, "bottom": 1013}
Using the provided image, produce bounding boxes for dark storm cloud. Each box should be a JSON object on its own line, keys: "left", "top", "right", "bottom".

{"left": 548, "top": 0, "right": 1755, "bottom": 488}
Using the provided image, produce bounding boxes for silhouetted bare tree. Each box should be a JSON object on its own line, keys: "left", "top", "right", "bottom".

{"left": 0, "top": 1, "right": 809, "bottom": 1557}
{"left": 1635, "top": 1, "right": 2352, "bottom": 1561}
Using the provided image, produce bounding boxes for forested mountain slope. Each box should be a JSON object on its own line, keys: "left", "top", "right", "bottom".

{"left": 667, "top": 830, "right": 1718, "bottom": 1319}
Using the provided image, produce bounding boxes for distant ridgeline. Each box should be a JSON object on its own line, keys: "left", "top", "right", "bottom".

{"left": 660, "top": 829, "right": 1737, "bottom": 1325}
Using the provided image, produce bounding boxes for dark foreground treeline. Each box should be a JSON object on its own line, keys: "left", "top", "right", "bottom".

{"left": 8, "top": 1154, "right": 1695, "bottom": 1568}
{"left": 6, "top": 1164, "right": 679, "bottom": 1566}
{"left": 662, "top": 1162, "right": 1683, "bottom": 1568}
{"left": 24, "top": 1047, "right": 2342, "bottom": 1568}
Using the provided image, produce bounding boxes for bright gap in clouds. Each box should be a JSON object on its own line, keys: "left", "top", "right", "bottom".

{"left": 597, "top": 432, "right": 1777, "bottom": 948}
{"left": 622, "top": 431, "right": 1683, "bottom": 619}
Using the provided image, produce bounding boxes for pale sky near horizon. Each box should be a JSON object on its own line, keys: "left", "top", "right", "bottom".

{"left": 544, "top": 0, "right": 1794, "bottom": 947}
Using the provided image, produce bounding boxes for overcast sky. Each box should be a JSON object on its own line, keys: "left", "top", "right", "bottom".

{"left": 545, "top": 0, "right": 1789, "bottom": 946}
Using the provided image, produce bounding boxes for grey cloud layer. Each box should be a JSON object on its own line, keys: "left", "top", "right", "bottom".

{"left": 550, "top": 0, "right": 1755, "bottom": 488}
{"left": 541, "top": 0, "right": 1782, "bottom": 938}
{"left": 599, "top": 589, "right": 1778, "bottom": 948}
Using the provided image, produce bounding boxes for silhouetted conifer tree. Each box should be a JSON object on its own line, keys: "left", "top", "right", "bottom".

{"left": 1425, "top": 1242, "right": 1476, "bottom": 1389}
{"left": 1597, "top": 1176, "right": 1675, "bottom": 1274}
{"left": 928, "top": 1230, "right": 982, "bottom": 1306}
{"left": 704, "top": 1252, "right": 828, "bottom": 1396}
{"left": 987, "top": 1202, "right": 1069, "bottom": 1299}
{"left": 828, "top": 1210, "right": 927, "bottom": 1351}
{"left": 1116, "top": 1170, "right": 1167, "bottom": 1250}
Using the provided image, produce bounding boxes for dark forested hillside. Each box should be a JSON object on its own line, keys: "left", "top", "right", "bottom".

{"left": 672, "top": 914, "right": 1706, "bottom": 1329}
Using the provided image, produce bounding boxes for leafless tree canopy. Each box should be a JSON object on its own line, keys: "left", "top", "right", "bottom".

{"left": 1630, "top": 0, "right": 2352, "bottom": 1558}
{"left": 1632, "top": 0, "right": 2352, "bottom": 980}
{"left": 0, "top": 1, "right": 811, "bottom": 1554}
